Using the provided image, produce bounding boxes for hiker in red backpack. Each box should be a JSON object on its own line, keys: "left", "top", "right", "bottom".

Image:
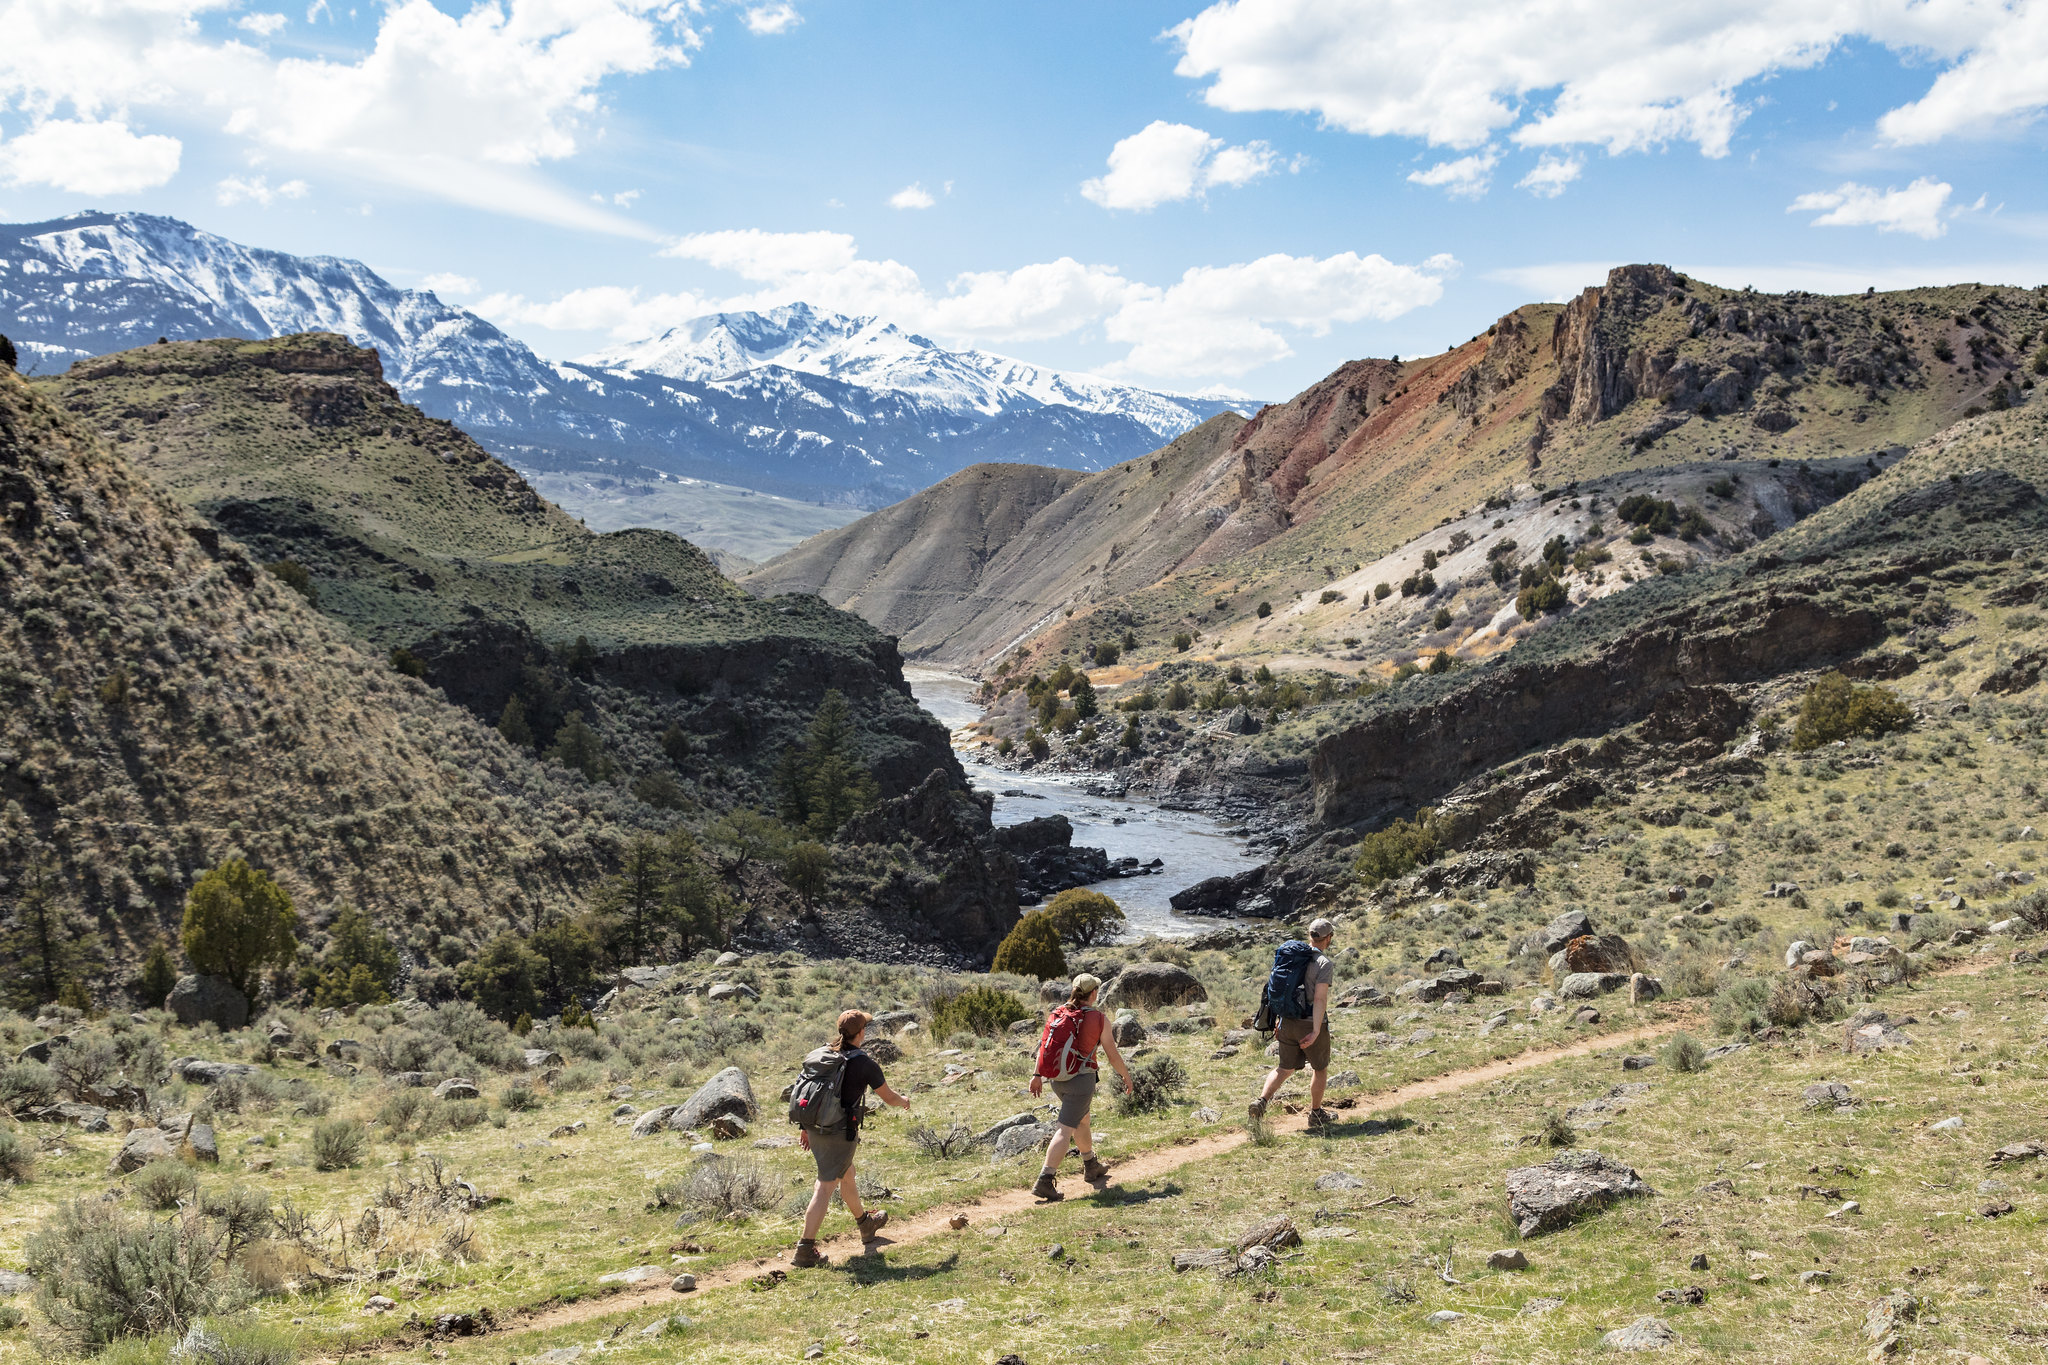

{"left": 1248, "top": 917, "right": 1338, "bottom": 1129}
{"left": 790, "top": 1009, "right": 911, "bottom": 1268}
{"left": 1027, "top": 973, "right": 1133, "bottom": 1201}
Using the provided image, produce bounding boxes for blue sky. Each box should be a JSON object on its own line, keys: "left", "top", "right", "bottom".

{"left": 3, "top": 0, "right": 2046, "bottom": 397}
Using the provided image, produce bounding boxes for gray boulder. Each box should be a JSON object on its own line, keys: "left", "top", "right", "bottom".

{"left": 705, "top": 982, "right": 759, "bottom": 1003}
{"left": 26, "top": 1102, "right": 109, "bottom": 1131}
{"left": 1505, "top": 1150, "right": 1654, "bottom": 1238}
{"left": 433, "top": 1078, "right": 481, "bottom": 1101}
{"left": 871, "top": 1010, "right": 919, "bottom": 1033}
{"left": 1099, "top": 962, "right": 1207, "bottom": 1009}
{"left": 110, "top": 1126, "right": 174, "bottom": 1174}
{"left": 523, "top": 1048, "right": 564, "bottom": 1069}
{"left": 183, "top": 1123, "right": 219, "bottom": 1163}
{"left": 1542, "top": 910, "right": 1595, "bottom": 954}
{"left": 1314, "top": 1171, "right": 1366, "bottom": 1191}
{"left": 1845, "top": 1015, "right": 1912, "bottom": 1054}
{"left": 991, "top": 1121, "right": 1057, "bottom": 1160}
{"left": 1602, "top": 1317, "right": 1677, "bottom": 1351}
{"left": 1559, "top": 972, "right": 1631, "bottom": 1000}
{"left": 675, "top": 1067, "right": 755, "bottom": 1130}
{"left": 629, "top": 1105, "right": 680, "bottom": 1138}
{"left": 0, "top": 1271, "right": 34, "bottom": 1295}
{"left": 863, "top": 1036, "right": 903, "bottom": 1065}
{"left": 167, "top": 974, "right": 249, "bottom": 1030}
{"left": 15, "top": 1037, "right": 64, "bottom": 1064}
{"left": 1802, "top": 1081, "right": 1857, "bottom": 1110}
{"left": 83, "top": 1081, "right": 147, "bottom": 1111}
{"left": 171, "top": 1057, "right": 256, "bottom": 1084}
{"left": 1111, "top": 1011, "right": 1147, "bottom": 1047}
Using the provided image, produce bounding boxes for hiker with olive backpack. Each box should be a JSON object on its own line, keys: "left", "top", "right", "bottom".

{"left": 787, "top": 1009, "right": 912, "bottom": 1268}
{"left": 1028, "top": 973, "right": 1134, "bottom": 1201}
{"left": 1248, "top": 917, "right": 1338, "bottom": 1130}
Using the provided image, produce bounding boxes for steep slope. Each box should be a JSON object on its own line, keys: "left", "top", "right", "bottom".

{"left": 769, "top": 264, "right": 2047, "bottom": 673}
{"left": 1, "top": 214, "right": 1244, "bottom": 512}
{"left": 746, "top": 414, "right": 1247, "bottom": 664}
{"left": 37, "top": 334, "right": 958, "bottom": 808}
{"left": 0, "top": 360, "right": 631, "bottom": 970}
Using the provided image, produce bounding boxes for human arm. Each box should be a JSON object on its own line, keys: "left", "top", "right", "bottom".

{"left": 1029, "top": 1074, "right": 1044, "bottom": 1097}
{"left": 875, "top": 1081, "right": 911, "bottom": 1111}
{"left": 1300, "top": 980, "right": 1330, "bottom": 1047}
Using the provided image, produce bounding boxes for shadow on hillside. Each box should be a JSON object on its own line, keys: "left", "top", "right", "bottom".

{"left": 829, "top": 1250, "right": 961, "bottom": 1284}
{"left": 1085, "top": 1180, "right": 1184, "bottom": 1207}
{"left": 1316, "top": 1115, "right": 1415, "bottom": 1140}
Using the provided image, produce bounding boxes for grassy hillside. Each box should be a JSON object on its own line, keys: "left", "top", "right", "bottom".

{"left": 0, "top": 360, "right": 633, "bottom": 975}
{"left": 39, "top": 335, "right": 961, "bottom": 810}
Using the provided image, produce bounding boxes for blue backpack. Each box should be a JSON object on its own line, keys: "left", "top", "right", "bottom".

{"left": 1263, "top": 940, "right": 1320, "bottom": 1023}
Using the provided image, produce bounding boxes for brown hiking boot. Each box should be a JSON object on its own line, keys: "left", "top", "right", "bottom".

{"left": 791, "top": 1241, "right": 823, "bottom": 1268}
{"left": 1031, "top": 1170, "right": 1064, "bottom": 1201}
{"left": 1246, "top": 1096, "right": 1269, "bottom": 1121}
{"left": 1082, "top": 1155, "right": 1111, "bottom": 1185}
{"left": 855, "top": 1210, "right": 889, "bottom": 1241}
{"left": 1307, "top": 1108, "right": 1334, "bottom": 1131}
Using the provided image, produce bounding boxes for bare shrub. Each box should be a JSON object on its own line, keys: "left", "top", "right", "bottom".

{"left": 672, "top": 1155, "right": 782, "bottom": 1224}
{"left": 1117, "top": 1055, "right": 1188, "bottom": 1115}
{"left": 500, "top": 1081, "right": 540, "bottom": 1112}
{"left": 199, "top": 1186, "right": 273, "bottom": 1258}
{"left": 907, "top": 1121, "right": 978, "bottom": 1159}
{"left": 0, "top": 1062, "right": 57, "bottom": 1113}
{"left": 50, "top": 1036, "right": 120, "bottom": 1097}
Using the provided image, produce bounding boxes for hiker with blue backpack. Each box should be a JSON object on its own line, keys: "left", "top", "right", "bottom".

{"left": 788, "top": 1009, "right": 912, "bottom": 1268}
{"left": 1248, "top": 917, "right": 1338, "bottom": 1130}
{"left": 1028, "top": 973, "right": 1134, "bottom": 1201}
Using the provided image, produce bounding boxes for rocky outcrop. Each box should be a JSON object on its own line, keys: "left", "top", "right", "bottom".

{"left": 827, "top": 770, "right": 1020, "bottom": 962}
{"left": 1099, "top": 962, "right": 1207, "bottom": 1009}
{"left": 1506, "top": 1150, "right": 1654, "bottom": 1237}
{"left": 167, "top": 975, "right": 249, "bottom": 1030}
{"left": 675, "top": 1067, "right": 756, "bottom": 1131}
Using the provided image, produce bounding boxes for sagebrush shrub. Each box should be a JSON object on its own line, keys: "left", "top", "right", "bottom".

{"left": 0, "top": 1129, "right": 34, "bottom": 1182}
{"left": 0, "top": 1061, "right": 57, "bottom": 1112}
{"left": 1660, "top": 1032, "right": 1708, "bottom": 1073}
{"left": 500, "top": 1082, "right": 540, "bottom": 1112}
{"left": 1118, "top": 1055, "right": 1188, "bottom": 1116}
{"left": 131, "top": 1160, "right": 200, "bottom": 1211}
{"left": 673, "top": 1155, "right": 780, "bottom": 1223}
{"left": 907, "top": 1122, "right": 978, "bottom": 1159}
{"left": 311, "top": 1119, "right": 366, "bottom": 1171}
{"left": 929, "top": 985, "right": 1032, "bottom": 1039}
{"left": 26, "top": 1200, "right": 223, "bottom": 1346}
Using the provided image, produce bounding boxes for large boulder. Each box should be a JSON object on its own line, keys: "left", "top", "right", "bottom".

{"left": 1602, "top": 1317, "right": 1678, "bottom": 1351}
{"left": 433, "top": 1078, "right": 481, "bottom": 1101}
{"left": 629, "top": 1104, "right": 680, "bottom": 1138}
{"left": 675, "top": 1068, "right": 755, "bottom": 1130}
{"left": 1111, "top": 1011, "right": 1148, "bottom": 1047}
{"left": 1559, "top": 972, "right": 1631, "bottom": 1000}
{"left": 523, "top": 1048, "right": 564, "bottom": 1069}
{"left": 1506, "top": 1150, "right": 1654, "bottom": 1238}
{"left": 1541, "top": 910, "right": 1595, "bottom": 955}
{"left": 991, "top": 1121, "right": 1057, "bottom": 1160}
{"left": 110, "top": 1126, "right": 174, "bottom": 1174}
{"left": 1100, "top": 962, "right": 1207, "bottom": 1009}
{"left": 171, "top": 1058, "right": 257, "bottom": 1085}
{"left": 1396, "top": 967, "right": 1485, "bottom": 1003}
{"left": 1563, "top": 934, "right": 1638, "bottom": 975}
{"left": 166, "top": 974, "right": 249, "bottom": 1030}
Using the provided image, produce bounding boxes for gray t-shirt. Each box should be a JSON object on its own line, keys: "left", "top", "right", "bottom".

{"left": 1308, "top": 952, "right": 1336, "bottom": 999}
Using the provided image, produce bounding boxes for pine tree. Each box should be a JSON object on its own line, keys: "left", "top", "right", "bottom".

{"left": 309, "top": 905, "right": 401, "bottom": 1006}
{"left": 545, "top": 710, "right": 609, "bottom": 782}
{"left": 774, "top": 691, "right": 878, "bottom": 839}
{"left": 1070, "top": 674, "right": 1098, "bottom": 720}
{"left": 138, "top": 937, "right": 179, "bottom": 1008}
{"left": 498, "top": 694, "right": 534, "bottom": 748}
{"left": 181, "top": 858, "right": 299, "bottom": 1003}
{"left": 594, "top": 834, "right": 674, "bottom": 965}
{"left": 458, "top": 932, "right": 541, "bottom": 1021}
{"left": 0, "top": 859, "right": 102, "bottom": 1012}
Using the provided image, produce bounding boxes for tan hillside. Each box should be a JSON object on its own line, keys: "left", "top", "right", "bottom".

{"left": 0, "top": 361, "right": 629, "bottom": 979}
{"left": 755, "top": 265, "right": 2047, "bottom": 675}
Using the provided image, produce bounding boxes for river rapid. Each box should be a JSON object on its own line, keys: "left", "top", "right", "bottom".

{"left": 906, "top": 668, "right": 1261, "bottom": 940}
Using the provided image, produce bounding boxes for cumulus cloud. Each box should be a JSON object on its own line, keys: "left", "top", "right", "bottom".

{"left": 1169, "top": 1, "right": 2048, "bottom": 157}
{"left": 1407, "top": 150, "right": 1497, "bottom": 199}
{"left": 1787, "top": 177, "right": 1956, "bottom": 239}
{"left": 889, "top": 182, "right": 936, "bottom": 210}
{"left": 742, "top": 3, "right": 801, "bottom": 35}
{"left": 0, "top": 0, "right": 702, "bottom": 233}
{"left": 1517, "top": 154, "right": 1583, "bottom": 198}
{"left": 421, "top": 272, "right": 480, "bottom": 296}
{"left": 1081, "top": 119, "right": 1277, "bottom": 210}
{"left": 237, "top": 12, "right": 287, "bottom": 35}
{"left": 215, "top": 173, "right": 309, "bottom": 206}
{"left": 0, "top": 118, "right": 181, "bottom": 194}
{"left": 488, "top": 231, "right": 1453, "bottom": 382}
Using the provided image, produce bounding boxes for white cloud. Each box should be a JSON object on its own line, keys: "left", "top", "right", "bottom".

{"left": 421, "top": 271, "right": 480, "bottom": 296}
{"left": 1169, "top": 1, "right": 2048, "bottom": 157}
{"left": 237, "top": 12, "right": 287, "bottom": 35}
{"left": 215, "top": 173, "right": 309, "bottom": 205}
{"left": 613, "top": 189, "right": 640, "bottom": 207}
{"left": 1407, "top": 150, "right": 1497, "bottom": 199}
{"left": 742, "top": 3, "right": 800, "bottom": 35}
{"left": 889, "top": 182, "right": 936, "bottom": 210}
{"left": 925, "top": 259, "right": 1143, "bottom": 343}
{"left": 475, "top": 283, "right": 712, "bottom": 337}
{"left": 1080, "top": 119, "right": 1277, "bottom": 211}
{"left": 0, "top": 118, "right": 181, "bottom": 194}
{"left": 1517, "top": 154, "right": 1583, "bottom": 198}
{"left": 659, "top": 228, "right": 861, "bottom": 279}
{"left": 0, "top": 0, "right": 701, "bottom": 234}
{"left": 1788, "top": 177, "right": 1955, "bottom": 239}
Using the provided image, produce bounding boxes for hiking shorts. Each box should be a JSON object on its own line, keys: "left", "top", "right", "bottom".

{"left": 808, "top": 1128, "right": 858, "bottom": 1181}
{"left": 1049, "top": 1070, "right": 1098, "bottom": 1129}
{"left": 1277, "top": 1017, "right": 1331, "bottom": 1072}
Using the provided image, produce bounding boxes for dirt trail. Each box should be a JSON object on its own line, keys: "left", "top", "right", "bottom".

{"left": 446, "top": 1018, "right": 1697, "bottom": 1344}
{"left": 334, "top": 952, "right": 2003, "bottom": 1353}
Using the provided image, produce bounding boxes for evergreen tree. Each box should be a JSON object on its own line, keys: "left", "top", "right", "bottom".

{"left": 458, "top": 932, "right": 541, "bottom": 1021}
{"left": 307, "top": 905, "right": 401, "bottom": 1006}
{"left": 594, "top": 834, "right": 674, "bottom": 965}
{"left": 138, "top": 937, "right": 179, "bottom": 1008}
{"left": 497, "top": 694, "right": 535, "bottom": 748}
{"left": 1070, "top": 674, "right": 1098, "bottom": 720}
{"left": 530, "top": 915, "right": 600, "bottom": 1004}
{"left": 666, "top": 828, "right": 732, "bottom": 955}
{"left": 181, "top": 858, "right": 299, "bottom": 1003}
{"left": 546, "top": 710, "right": 609, "bottom": 782}
{"left": 992, "top": 910, "right": 1066, "bottom": 980}
{"left": 774, "top": 691, "right": 878, "bottom": 839}
{"left": 0, "top": 860, "right": 102, "bottom": 1012}
{"left": 781, "top": 840, "right": 833, "bottom": 910}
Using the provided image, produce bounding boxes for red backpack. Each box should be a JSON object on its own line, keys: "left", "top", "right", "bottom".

{"left": 1035, "top": 1005, "right": 1098, "bottom": 1080}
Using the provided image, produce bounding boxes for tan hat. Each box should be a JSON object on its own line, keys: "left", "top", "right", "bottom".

{"left": 1307, "top": 917, "right": 1337, "bottom": 941}
{"left": 1069, "top": 973, "right": 1102, "bottom": 1001}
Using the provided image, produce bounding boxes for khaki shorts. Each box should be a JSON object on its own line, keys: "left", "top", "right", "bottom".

{"left": 1277, "top": 1017, "right": 1331, "bottom": 1072}
{"left": 1049, "top": 1070, "right": 1098, "bottom": 1130}
{"left": 808, "top": 1128, "right": 858, "bottom": 1181}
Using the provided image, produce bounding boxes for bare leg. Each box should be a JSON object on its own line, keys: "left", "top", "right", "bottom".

{"left": 1043, "top": 1125, "right": 1076, "bottom": 1170}
{"left": 839, "top": 1160, "right": 865, "bottom": 1222}
{"left": 1073, "top": 1112, "right": 1094, "bottom": 1157}
{"left": 1309, "top": 1068, "right": 1327, "bottom": 1110}
{"left": 1259, "top": 1066, "right": 1296, "bottom": 1103}
{"left": 801, "top": 1157, "right": 862, "bottom": 1241}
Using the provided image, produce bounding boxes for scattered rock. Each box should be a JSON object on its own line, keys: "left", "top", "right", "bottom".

{"left": 1171, "top": 1249, "right": 1234, "bottom": 1273}
{"left": 1522, "top": 1297, "right": 1565, "bottom": 1316}
{"left": 1845, "top": 1015, "right": 1912, "bottom": 1054}
{"left": 676, "top": 1068, "right": 755, "bottom": 1130}
{"left": 1799, "top": 1270, "right": 1830, "bottom": 1287}
{"left": 1572, "top": 1006, "right": 1602, "bottom": 1025}
{"left": 1314, "top": 1171, "right": 1366, "bottom": 1192}
{"left": 1928, "top": 1115, "right": 1964, "bottom": 1134}
{"left": 1111, "top": 1011, "right": 1147, "bottom": 1047}
{"left": 1989, "top": 1140, "right": 2048, "bottom": 1165}
{"left": 1506, "top": 1150, "right": 1655, "bottom": 1238}
{"left": 432, "top": 1078, "right": 480, "bottom": 1101}
{"left": 0, "top": 1271, "right": 35, "bottom": 1295}
{"left": 82, "top": 1081, "right": 147, "bottom": 1111}
{"left": 1542, "top": 910, "right": 1595, "bottom": 954}
{"left": 708, "top": 1115, "right": 748, "bottom": 1141}
{"left": 1602, "top": 1317, "right": 1678, "bottom": 1351}
{"left": 362, "top": 1295, "right": 397, "bottom": 1313}
{"left": 670, "top": 1274, "right": 696, "bottom": 1292}
{"left": 522, "top": 1048, "right": 564, "bottom": 1069}
{"left": 110, "top": 1126, "right": 174, "bottom": 1174}
{"left": 1560, "top": 972, "right": 1632, "bottom": 1000}
{"left": 597, "top": 1265, "right": 668, "bottom": 1287}
{"left": 1656, "top": 1286, "right": 1706, "bottom": 1305}
{"left": 629, "top": 1105, "right": 680, "bottom": 1138}
{"left": 991, "top": 1122, "right": 1057, "bottom": 1161}
{"left": 1235, "top": 1214, "right": 1301, "bottom": 1253}
{"left": 1099, "top": 962, "right": 1207, "bottom": 1009}
{"left": 1621, "top": 1055, "right": 1658, "bottom": 1071}
{"left": 1689, "top": 1254, "right": 1709, "bottom": 1272}
{"left": 1425, "top": 1310, "right": 1465, "bottom": 1325}
{"left": 183, "top": 1123, "right": 218, "bottom": 1163}
{"left": 1488, "top": 1249, "right": 1529, "bottom": 1271}
{"left": 166, "top": 974, "right": 249, "bottom": 1030}
{"left": 171, "top": 1057, "right": 256, "bottom": 1084}
{"left": 1628, "top": 974, "right": 1664, "bottom": 1006}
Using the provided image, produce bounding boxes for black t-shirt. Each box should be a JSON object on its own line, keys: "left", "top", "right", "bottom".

{"left": 836, "top": 1047, "right": 887, "bottom": 1139}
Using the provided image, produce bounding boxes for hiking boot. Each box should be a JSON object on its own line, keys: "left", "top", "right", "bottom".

{"left": 1031, "top": 1171, "right": 1064, "bottom": 1202}
{"left": 791, "top": 1241, "right": 823, "bottom": 1269}
{"left": 1246, "top": 1096, "right": 1269, "bottom": 1121}
{"left": 1307, "top": 1107, "right": 1334, "bottom": 1131}
{"left": 1082, "top": 1155, "right": 1111, "bottom": 1185}
{"left": 855, "top": 1210, "right": 889, "bottom": 1241}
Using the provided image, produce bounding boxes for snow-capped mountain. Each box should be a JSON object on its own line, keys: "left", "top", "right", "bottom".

{"left": 0, "top": 213, "right": 1248, "bottom": 506}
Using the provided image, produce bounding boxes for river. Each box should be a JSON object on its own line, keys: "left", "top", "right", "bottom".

{"left": 906, "top": 668, "right": 1259, "bottom": 940}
